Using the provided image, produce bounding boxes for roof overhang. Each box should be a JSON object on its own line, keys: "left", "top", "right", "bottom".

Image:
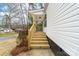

{"left": 28, "top": 9, "right": 45, "bottom": 16}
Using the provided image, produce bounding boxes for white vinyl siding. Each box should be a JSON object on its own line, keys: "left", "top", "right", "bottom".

{"left": 45, "top": 3, "right": 79, "bottom": 56}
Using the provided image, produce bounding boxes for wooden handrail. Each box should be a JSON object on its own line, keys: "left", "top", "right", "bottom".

{"left": 28, "top": 23, "right": 36, "bottom": 49}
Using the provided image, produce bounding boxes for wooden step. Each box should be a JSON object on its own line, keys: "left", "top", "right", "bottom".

{"left": 34, "top": 32, "right": 46, "bottom": 36}
{"left": 30, "top": 44, "right": 50, "bottom": 49}
{"left": 32, "top": 38, "right": 47, "bottom": 41}
{"left": 33, "top": 34, "right": 46, "bottom": 36}
{"left": 34, "top": 32, "right": 45, "bottom": 34}
{"left": 32, "top": 35, "right": 46, "bottom": 38}
{"left": 31, "top": 41, "right": 48, "bottom": 44}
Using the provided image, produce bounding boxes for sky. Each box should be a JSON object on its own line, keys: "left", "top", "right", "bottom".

{"left": 0, "top": 4, "right": 8, "bottom": 12}
{"left": 0, "top": 4, "right": 8, "bottom": 25}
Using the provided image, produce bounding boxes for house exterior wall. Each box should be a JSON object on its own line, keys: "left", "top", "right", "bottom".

{"left": 44, "top": 3, "right": 79, "bottom": 56}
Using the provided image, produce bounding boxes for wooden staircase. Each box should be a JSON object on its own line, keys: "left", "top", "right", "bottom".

{"left": 28, "top": 14, "right": 49, "bottom": 49}
{"left": 30, "top": 32, "right": 50, "bottom": 49}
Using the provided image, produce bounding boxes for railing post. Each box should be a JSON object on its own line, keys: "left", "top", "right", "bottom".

{"left": 28, "top": 30, "right": 31, "bottom": 50}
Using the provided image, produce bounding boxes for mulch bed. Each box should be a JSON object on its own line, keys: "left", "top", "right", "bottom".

{"left": 10, "top": 40, "right": 28, "bottom": 56}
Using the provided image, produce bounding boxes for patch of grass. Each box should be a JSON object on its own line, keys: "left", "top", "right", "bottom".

{"left": 0, "top": 32, "right": 17, "bottom": 37}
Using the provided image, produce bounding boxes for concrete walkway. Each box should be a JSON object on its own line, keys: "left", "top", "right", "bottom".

{"left": 0, "top": 38, "right": 54, "bottom": 56}
{"left": 0, "top": 35, "right": 17, "bottom": 56}
{"left": 0, "top": 35, "right": 54, "bottom": 56}
{"left": 18, "top": 49, "right": 55, "bottom": 56}
{"left": 0, "top": 39, "right": 17, "bottom": 56}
